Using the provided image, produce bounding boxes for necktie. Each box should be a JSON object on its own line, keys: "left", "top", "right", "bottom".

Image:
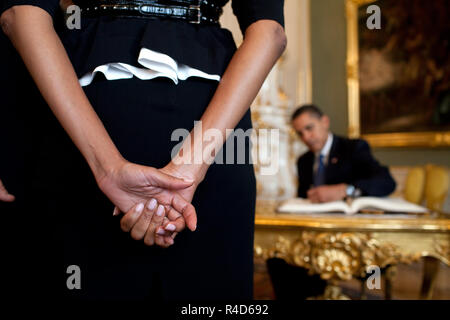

{"left": 313, "top": 154, "right": 326, "bottom": 186}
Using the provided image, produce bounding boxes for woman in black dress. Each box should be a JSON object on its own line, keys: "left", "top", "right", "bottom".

{"left": 1, "top": 0, "right": 285, "bottom": 300}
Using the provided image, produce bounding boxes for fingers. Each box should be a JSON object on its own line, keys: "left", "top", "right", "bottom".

{"left": 160, "top": 230, "right": 178, "bottom": 248}
{"left": 0, "top": 179, "right": 15, "bottom": 202}
{"left": 171, "top": 194, "right": 197, "bottom": 231}
{"left": 155, "top": 231, "right": 172, "bottom": 247}
{"left": 154, "top": 217, "right": 174, "bottom": 248}
{"left": 120, "top": 202, "right": 145, "bottom": 233}
{"left": 164, "top": 206, "right": 186, "bottom": 232}
{"left": 148, "top": 168, "right": 194, "bottom": 190}
{"left": 155, "top": 214, "right": 181, "bottom": 247}
{"left": 118, "top": 193, "right": 194, "bottom": 247}
{"left": 143, "top": 202, "right": 165, "bottom": 246}
{"left": 119, "top": 200, "right": 176, "bottom": 248}
{"left": 130, "top": 198, "right": 159, "bottom": 242}
{"left": 161, "top": 232, "right": 176, "bottom": 247}
{"left": 153, "top": 206, "right": 185, "bottom": 246}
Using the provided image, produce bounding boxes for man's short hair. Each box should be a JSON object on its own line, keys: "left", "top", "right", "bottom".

{"left": 291, "top": 104, "right": 324, "bottom": 121}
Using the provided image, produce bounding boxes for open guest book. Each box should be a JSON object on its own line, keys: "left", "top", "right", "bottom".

{"left": 277, "top": 197, "right": 429, "bottom": 215}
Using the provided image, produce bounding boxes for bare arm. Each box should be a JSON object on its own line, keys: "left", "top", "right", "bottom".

{"left": 167, "top": 20, "right": 287, "bottom": 182}
{"left": 1, "top": 5, "right": 123, "bottom": 180}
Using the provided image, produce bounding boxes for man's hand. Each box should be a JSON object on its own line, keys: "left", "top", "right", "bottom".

{"left": 307, "top": 184, "right": 347, "bottom": 203}
{"left": 0, "top": 179, "right": 15, "bottom": 202}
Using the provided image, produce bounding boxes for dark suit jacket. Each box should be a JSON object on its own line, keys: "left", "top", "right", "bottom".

{"left": 297, "top": 135, "right": 396, "bottom": 198}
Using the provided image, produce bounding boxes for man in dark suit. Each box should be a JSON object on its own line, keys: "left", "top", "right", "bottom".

{"left": 293, "top": 104, "right": 396, "bottom": 202}
{"left": 267, "top": 104, "right": 396, "bottom": 300}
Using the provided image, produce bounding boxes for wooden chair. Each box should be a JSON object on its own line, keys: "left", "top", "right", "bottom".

{"left": 384, "top": 165, "right": 449, "bottom": 299}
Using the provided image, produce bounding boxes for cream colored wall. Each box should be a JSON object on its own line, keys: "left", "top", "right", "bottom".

{"left": 220, "top": 0, "right": 312, "bottom": 115}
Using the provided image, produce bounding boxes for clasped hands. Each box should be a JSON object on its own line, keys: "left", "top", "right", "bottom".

{"left": 97, "top": 160, "right": 201, "bottom": 249}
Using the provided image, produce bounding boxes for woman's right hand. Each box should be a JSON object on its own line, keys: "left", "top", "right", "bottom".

{"left": 0, "top": 178, "right": 15, "bottom": 202}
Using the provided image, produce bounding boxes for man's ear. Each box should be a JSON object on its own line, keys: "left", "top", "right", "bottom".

{"left": 321, "top": 115, "right": 330, "bottom": 129}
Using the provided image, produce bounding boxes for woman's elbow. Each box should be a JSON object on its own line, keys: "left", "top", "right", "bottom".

{"left": 273, "top": 23, "right": 287, "bottom": 55}
{"left": 263, "top": 20, "right": 287, "bottom": 55}
{"left": 0, "top": 7, "right": 17, "bottom": 37}
{"left": 246, "top": 20, "right": 287, "bottom": 55}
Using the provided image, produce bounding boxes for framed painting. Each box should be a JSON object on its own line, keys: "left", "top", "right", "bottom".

{"left": 346, "top": 0, "right": 450, "bottom": 147}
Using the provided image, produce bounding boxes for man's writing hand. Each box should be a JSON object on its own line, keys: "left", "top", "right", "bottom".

{"left": 307, "top": 184, "right": 347, "bottom": 203}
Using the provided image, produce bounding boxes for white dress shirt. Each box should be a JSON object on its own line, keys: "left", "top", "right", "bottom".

{"left": 313, "top": 132, "right": 333, "bottom": 175}
{"left": 79, "top": 47, "right": 221, "bottom": 87}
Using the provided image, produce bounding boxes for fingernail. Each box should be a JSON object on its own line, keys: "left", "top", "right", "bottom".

{"left": 148, "top": 198, "right": 157, "bottom": 211}
{"left": 183, "top": 178, "right": 194, "bottom": 183}
{"left": 156, "top": 228, "right": 166, "bottom": 235}
{"left": 156, "top": 205, "right": 164, "bottom": 217}
{"left": 168, "top": 238, "right": 174, "bottom": 245}
{"left": 136, "top": 203, "right": 144, "bottom": 213}
{"left": 165, "top": 223, "right": 176, "bottom": 231}
{"left": 113, "top": 207, "right": 119, "bottom": 216}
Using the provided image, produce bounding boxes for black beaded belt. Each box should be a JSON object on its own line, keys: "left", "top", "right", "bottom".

{"left": 79, "top": 0, "right": 223, "bottom": 25}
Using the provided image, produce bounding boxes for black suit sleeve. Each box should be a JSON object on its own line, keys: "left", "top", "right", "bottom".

{"left": 350, "top": 140, "right": 396, "bottom": 196}
{"left": 1, "top": 0, "right": 60, "bottom": 17}
{"left": 232, "top": 0, "right": 285, "bottom": 35}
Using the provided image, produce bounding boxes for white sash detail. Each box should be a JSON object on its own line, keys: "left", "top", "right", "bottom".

{"left": 79, "top": 47, "right": 221, "bottom": 87}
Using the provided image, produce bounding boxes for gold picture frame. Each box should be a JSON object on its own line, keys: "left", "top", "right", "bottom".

{"left": 346, "top": 0, "right": 450, "bottom": 148}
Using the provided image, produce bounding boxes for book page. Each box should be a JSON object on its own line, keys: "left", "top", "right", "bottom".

{"left": 351, "top": 197, "right": 428, "bottom": 214}
{"left": 277, "top": 198, "right": 350, "bottom": 214}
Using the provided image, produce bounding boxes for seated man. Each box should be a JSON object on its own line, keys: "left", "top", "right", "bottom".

{"left": 267, "top": 104, "right": 396, "bottom": 300}
{"left": 293, "top": 104, "right": 396, "bottom": 202}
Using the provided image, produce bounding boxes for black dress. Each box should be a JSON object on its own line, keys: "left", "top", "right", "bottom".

{"left": 0, "top": 30, "right": 31, "bottom": 299}
{"left": 2, "top": 0, "right": 284, "bottom": 300}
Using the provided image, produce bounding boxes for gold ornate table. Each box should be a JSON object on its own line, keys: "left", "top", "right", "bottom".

{"left": 254, "top": 200, "right": 450, "bottom": 299}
